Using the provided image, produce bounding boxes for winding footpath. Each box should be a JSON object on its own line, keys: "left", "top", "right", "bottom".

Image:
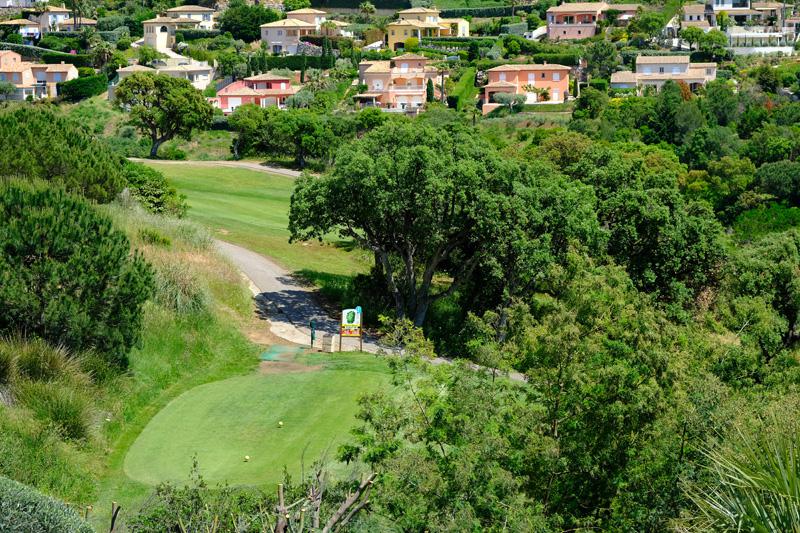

{"left": 214, "top": 240, "right": 526, "bottom": 382}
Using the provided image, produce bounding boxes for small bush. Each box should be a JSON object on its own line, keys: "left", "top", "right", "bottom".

{"left": 139, "top": 228, "right": 171, "bottom": 247}
{"left": 122, "top": 161, "right": 187, "bottom": 217}
{"left": 152, "top": 261, "right": 209, "bottom": 315}
{"left": 0, "top": 475, "right": 92, "bottom": 533}
{"left": 15, "top": 381, "right": 92, "bottom": 441}
{"left": 116, "top": 37, "right": 131, "bottom": 51}
{"left": 158, "top": 144, "right": 187, "bottom": 161}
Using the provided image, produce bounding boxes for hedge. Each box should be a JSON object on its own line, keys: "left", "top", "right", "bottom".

{"left": 46, "top": 27, "right": 129, "bottom": 43}
{"left": 421, "top": 36, "right": 499, "bottom": 46}
{"left": 42, "top": 52, "right": 92, "bottom": 67}
{"left": 264, "top": 55, "right": 336, "bottom": 70}
{"left": 300, "top": 35, "right": 354, "bottom": 49}
{"left": 0, "top": 42, "right": 55, "bottom": 59}
{"left": 0, "top": 476, "right": 93, "bottom": 533}
{"left": 500, "top": 22, "right": 527, "bottom": 36}
{"left": 179, "top": 29, "right": 221, "bottom": 41}
{"left": 440, "top": 6, "right": 516, "bottom": 17}
{"left": 58, "top": 73, "right": 108, "bottom": 102}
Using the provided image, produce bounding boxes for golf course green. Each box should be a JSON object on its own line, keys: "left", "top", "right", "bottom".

{"left": 124, "top": 352, "right": 391, "bottom": 487}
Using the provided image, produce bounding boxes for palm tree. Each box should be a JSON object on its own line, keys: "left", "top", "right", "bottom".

{"left": 682, "top": 429, "right": 800, "bottom": 532}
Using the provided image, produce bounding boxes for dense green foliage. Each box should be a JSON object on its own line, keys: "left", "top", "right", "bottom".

{"left": 58, "top": 73, "right": 108, "bottom": 102}
{"left": 114, "top": 72, "right": 213, "bottom": 157}
{"left": 0, "top": 106, "right": 124, "bottom": 202}
{"left": 0, "top": 183, "right": 153, "bottom": 367}
{"left": 217, "top": 0, "right": 281, "bottom": 42}
{"left": 0, "top": 476, "right": 92, "bottom": 533}
{"left": 121, "top": 161, "right": 187, "bottom": 217}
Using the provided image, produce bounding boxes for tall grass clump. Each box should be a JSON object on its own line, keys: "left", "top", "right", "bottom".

{"left": 15, "top": 381, "right": 93, "bottom": 441}
{"left": 10, "top": 337, "right": 84, "bottom": 384}
{"left": 152, "top": 260, "right": 210, "bottom": 315}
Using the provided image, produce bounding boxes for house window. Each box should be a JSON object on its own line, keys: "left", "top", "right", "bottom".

{"left": 672, "top": 67, "right": 680, "bottom": 74}
{"left": 391, "top": 30, "right": 395, "bottom": 35}
{"left": 404, "top": 30, "right": 408, "bottom": 35}
{"left": 706, "top": 68, "right": 712, "bottom": 75}
{"left": 553, "top": 72, "right": 560, "bottom": 81}
{"left": 528, "top": 73, "right": 535, "bottom": 82}
{"left": 552, "top": 89, "right": 559, "bottom": 101}
{"left": 203, "top": 14, "right": 210, "bottom": 20}
{"left": 278, "top": 30, "right": 283, "bottom": 36}
{"left": 499, "top": 72, "right": 506, "bottom": 80}
{"left": 541, "top": 72, "right": 545, "bottom": 79}
{"left": 659, "top": 67, "right": 665, "bottom": 73}
{"left": 578, "top": 30, "right": 581, "bottom": 34}
{"left": 374, "top": 80, "right": 383, "bottom": 90}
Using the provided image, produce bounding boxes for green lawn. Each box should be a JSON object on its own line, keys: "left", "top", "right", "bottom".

{"left": 146, "top": 162, "right": 370, "bottom": 280}
{"left": 124, "top": 352, "right": 391, "bottom": 487}
{"left": 453, "top": 67, "right": 478, "bottom": 111}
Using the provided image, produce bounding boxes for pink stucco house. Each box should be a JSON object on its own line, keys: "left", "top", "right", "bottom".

{"left": 209, "top": 73, "right": 297, "bottom": 114}
{"left": 546, "top": 2, "right": 641, "bottom": 40}
{"left": 354, "top": 53, "right": 445, "bottom": 113}
{"left": 482, "top": 63, "right": 570, "bottom": 114}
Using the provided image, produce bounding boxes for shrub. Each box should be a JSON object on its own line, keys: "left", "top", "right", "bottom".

{"left": 0, "top": 183, "right": 154, "bottom": 368}
{"left": 138, "top": 228, "right": 171, "bottom": 246}
{"left": 0, "top": 476, "right": 92, "bottom": 533}
{"left": 15, "top": 380, "right": 92, "bottom": 440}
{"left": 152, "top": 261, "right": 209, "bottom": 315}
{"left": 76, "top": 66, "right": 94, "bottom": 77}
{"left": 0, "top": 106, "right": 124, "bottom": 202}
{"left": 116, "top": 37, "right": 131, "bottom": 51}
{"left": 57, "top": 73, "right": 108, "bottom": 102}
{"left": 122, "top": 161, "right": 187, "bottom": 217}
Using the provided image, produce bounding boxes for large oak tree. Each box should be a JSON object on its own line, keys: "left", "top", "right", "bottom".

{"left": 115, "top": 72, "right": 213, "bottom": 158}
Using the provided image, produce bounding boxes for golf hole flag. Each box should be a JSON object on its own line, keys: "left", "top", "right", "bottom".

{"left": 341, "top": 307, "right": 362, "bottom": 338}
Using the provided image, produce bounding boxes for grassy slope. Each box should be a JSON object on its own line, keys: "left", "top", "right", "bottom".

{"left": 124, "top": 352, "right": 391, "bottom": 487}
{"left": 145, "top": 161, "right": 370, "bottom": 301}
{"left": 453, "top": 67, "right": 478, "bottom": 111}
{"left": 86, "top": 207, "right": 264, "bottom": 527}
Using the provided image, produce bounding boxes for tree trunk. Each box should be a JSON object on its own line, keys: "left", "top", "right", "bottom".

{"left": 149, "top": 139, "right": 161, "bottom": 158}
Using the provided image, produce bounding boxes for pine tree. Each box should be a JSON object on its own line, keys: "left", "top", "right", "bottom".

{"left": 0, "top": 183, "right": 154, "bottom": 368}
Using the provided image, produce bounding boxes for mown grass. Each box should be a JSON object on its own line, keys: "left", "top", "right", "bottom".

{"left": 144, "top": 161, "right": 370, "bottom": 282}
{"left": 124, "top": 352, "right": 392, "bottom": 488}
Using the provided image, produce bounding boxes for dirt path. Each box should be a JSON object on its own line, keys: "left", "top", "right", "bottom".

{"left": 129, "top": 158, "right": 303, "bottom": 178}
{"left": 215, "top": 240, "right": 527, "bottom": 382}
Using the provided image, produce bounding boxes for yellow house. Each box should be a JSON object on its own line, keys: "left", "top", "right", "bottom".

{"left": 385, "top": 6, "right": 469, "bottom": 50}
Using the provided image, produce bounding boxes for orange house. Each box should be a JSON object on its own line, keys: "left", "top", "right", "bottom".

{"left": 209, "top": 73, "right": 298, "bottom": 114}
{"left": 482, "top": 63, "right": 570, "bottom": 114}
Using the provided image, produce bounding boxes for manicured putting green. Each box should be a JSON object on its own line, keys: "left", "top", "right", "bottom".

{"left": 124, "top": 357, "right": 390, "bottom": 487}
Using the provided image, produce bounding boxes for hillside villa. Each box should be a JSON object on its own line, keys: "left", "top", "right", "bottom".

{"left": 354, "top": 53, "right": 445, "bottom": 113}
{"left": 385, "top": 7, "right": 469, "bottom": 50}
{"left": 113, "top": 56, "right": 214, "bottom": 93}
{"left": 260, "top": 8, "right": 350, "bottom": 54}
{"left": 610, "top": 55, "right": 717, "bottom": 92}
{"left": 0, "top": 50, "right": 78, "bottom": 100}
{"left": 143, "top": 16, "right": 201, "bottom": 52}
{"left": 34, "top": 5, "right": 72, "bottom": 33}
{"left": 546, "top": 1, "right": 642, "bottom": 40}
{"left": 165, "top": 5, "right": 216, "bottom": 30}
{"left": 0, "top": 19, "right": 41, "bottom": 42}
{"left": 209, "top": 73, "right": 298, "bottom": 114}
{"left": 481, "top": 63, "right": 570, "bottom": 115}
{"left": 56, "top": 17, "right": 97, "bottom": 31}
